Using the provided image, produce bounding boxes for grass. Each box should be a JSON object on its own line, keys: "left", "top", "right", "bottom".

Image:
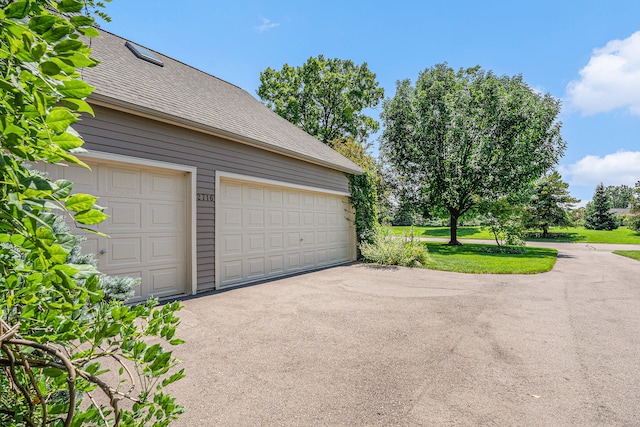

{"left": 423, "top": 242, "right": 558, "bottom": 274}
{"left": 389, "top": 225, "right": 640, "bottom": 245}
{"left": 526, "top": 226, "right": 640, "bottom": 244}
{"left": 613, "top": 250, "right": 640, "bottom": 262}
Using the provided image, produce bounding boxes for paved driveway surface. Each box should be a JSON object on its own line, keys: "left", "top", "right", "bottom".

{"left": 168, "top": 242, "right": 640, "bottom": 426}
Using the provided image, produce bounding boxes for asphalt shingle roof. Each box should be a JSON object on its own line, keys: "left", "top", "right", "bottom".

{"left": 81, "top": 29, "right": 362, "bottom": 174}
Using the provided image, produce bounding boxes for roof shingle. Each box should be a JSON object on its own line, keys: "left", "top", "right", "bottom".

{"left": 81, "top": 29, "right": 362, "bottom": 174}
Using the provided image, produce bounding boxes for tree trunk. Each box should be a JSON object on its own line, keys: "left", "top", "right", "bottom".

{"left": 448, "top": 213, "right": 462, "bottom": 245}
{"left": 542, "top": 226, "right": 548, "bottom": 238}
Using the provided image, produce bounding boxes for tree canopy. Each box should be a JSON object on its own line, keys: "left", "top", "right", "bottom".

{"left": 604, "top": 184, "right": 633, "bottom": 209}
{"left": 381, "top": 63, "right": 566, "bottom": 245}
{"left": 257, "top": 55, "right": 384, "bottom": 145}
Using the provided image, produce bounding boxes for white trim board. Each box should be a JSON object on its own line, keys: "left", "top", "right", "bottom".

{"left": 78, "top": 150, "right": 198, "bottom": 297}
{"left": 216, "top": 171, "right": 351, "bottom": 197}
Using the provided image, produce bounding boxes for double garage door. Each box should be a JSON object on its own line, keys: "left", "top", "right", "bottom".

{"left": 217, "top": 176, "right": 354, "bottom": 288}
{"left": 41, "top": 157, "right": 190, "bottom": 301}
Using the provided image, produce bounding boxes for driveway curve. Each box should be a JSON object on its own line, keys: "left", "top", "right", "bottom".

{"left": 169, "top": 241, "right": 640, "bottom": 426}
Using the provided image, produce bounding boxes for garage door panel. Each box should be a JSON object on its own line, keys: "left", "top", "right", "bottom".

{"left": 285, "top": 191, "right": 300, "bottom": 207}
{"left": 107, "top": 168, "right": 142, "bottom": 195}
{"left": 301, "top": 231, "right": 315, "bottom": 247}
{"left": 223, "top": 182, "right": 243, "bottom": 201}
{"left": 267, "top": 233, "right": 284, "bottom": 251}
{"left": 287, "top": 232, "right": 301, "bottom": 248}
{"left": 266, "top": 189, "right": 283, "bottom": 206}
{"left": 316, "top": 249, "right": 328, "bottom": 265}
{"left": 107, "top": 237, "right": 142, "bottom": 267}
{"left": 315, "top": 195, "right": 327, "bottom": 208}
{"left": 302, "top": 211, "right": 314, "bottom": 227}
{"left": 149, "top": 236, "right": 181, "bottom": 261}
{"left": 286, "top": 211, "right": 300, "bottom": 226}
{"left": 268, "top": 255, "right": 284, "bottom": 274}
{"left": 302, "top": 251, "right": 315, "bottom": 267}
{"left": 149, "top": 173, "right": 184, "bottom": 201}
{"left": 149, "top": 202, "right": 183, "bottom": 231}
{"left": 247, "top": 233, "right": 264, "bottom": 252}
{"left": 266, "top": 210, "right": 283, "bottom": 227}
{"left": 222, "top": 235, "right": 242, "bottom": 255}
{"left": 246, "top": 186, "right": 264, "bottom": 204}
{"left": 315, "top": 213, "right": 327, "bottom": 226}
{"left": 287, "top": 253, "right": 301, "bottom": 270}
{"left": 147, "top": 265, "right": 185, "bottom": 298}
{"left": 221, "top": 260, "right": 243, "bottom": 284}
{"left": 302, "top": 194, "right": 314, "bottom": 208}
{"left": 106, "top": 202, "right": 142, "bottom": 231}
{"left": 245, "top": 209, "right": 264, "bottom": 227}
{"left": 218, "top": 178, "right": 353, "bottom": 288}
{"left": 246, "top": 257, "right": 265, "bottom": 278}
{"left": 222, "top": 208, "right": 242, "bottom": 227}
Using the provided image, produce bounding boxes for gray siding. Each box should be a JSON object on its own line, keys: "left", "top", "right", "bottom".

{"left": 74, "top": 105, "right": 351, "bottom": 291}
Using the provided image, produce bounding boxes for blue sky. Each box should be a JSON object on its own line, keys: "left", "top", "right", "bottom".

{"left": 97, "top": 0, "right": 640, "bottom": 204}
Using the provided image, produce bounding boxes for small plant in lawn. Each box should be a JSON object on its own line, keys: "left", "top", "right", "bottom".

{"left": 359, "top": 227, "right": 429, "bottom": 267}
{"left": 480, "top": 198, "right": 526, "bottom": 250}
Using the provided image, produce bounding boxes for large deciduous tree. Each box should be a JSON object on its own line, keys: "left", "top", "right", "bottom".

{"left": 524, "top": 171, "right": 580, "bottom": 237}
{"left": 257, "top": 55, "right": 384, "bottom": 145}
{"left": 258, "top": 56, "right": 385, "bottom": 242}
{"left": 381, "top": 63, "right": 565, "bottom": 245}
{"left": 0, "top": 1, "right": 184, "bottom": 425}
{"left": 604, "top": 184, "right": 633, "bottom": 209}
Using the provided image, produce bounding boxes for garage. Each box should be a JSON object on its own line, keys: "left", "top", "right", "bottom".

{"left": 40, "top": 153, "right": 197, "bottom": 301}
{"left": 216, "top": 172, "right": 355, "bottom": 288}
{"left": 66, "top": 29, "right": 361, "bottom": 297}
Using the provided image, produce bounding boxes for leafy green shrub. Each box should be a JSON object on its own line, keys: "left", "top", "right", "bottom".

{"left": 480, "top": 199, "right": 526, "bottom": 247}
{"left": 629, "top": 215, "right": 640, "bottom": 233}
{"left": 359, "top": 228, "right": 429, "bottom": 267}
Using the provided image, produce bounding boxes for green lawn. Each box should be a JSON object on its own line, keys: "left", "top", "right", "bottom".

{"left": 526, "top": 227, "right": 640, "bottom": 244}
{"left": 423, "top": 243, "right": 558, "bottom": 274}
{"left": 389, "top": 225, "right": 640, "bottom": 245}
{"left": 613, "top": 250, "right": 640, "bottom": 262}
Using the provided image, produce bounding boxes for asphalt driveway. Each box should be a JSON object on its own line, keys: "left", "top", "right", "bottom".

{"left": 168, "top": 241, "right": 640, "bottom": 426}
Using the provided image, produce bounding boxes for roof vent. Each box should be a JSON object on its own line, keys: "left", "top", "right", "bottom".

{"left": 125, "top": 41, "right": 164, "bottom": 67}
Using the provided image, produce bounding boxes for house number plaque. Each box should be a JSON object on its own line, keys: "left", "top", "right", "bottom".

{"left": 196, "top": 193, "right": 214, "bottom": 202}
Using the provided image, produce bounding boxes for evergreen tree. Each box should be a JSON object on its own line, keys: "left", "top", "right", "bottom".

{"left": 584, "top": 183, "right": 618, "bottom": 230}
{"left": 524, "top": 171, "right": 579, "bottom": 237}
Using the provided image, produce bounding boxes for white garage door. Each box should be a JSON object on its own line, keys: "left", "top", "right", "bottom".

{"left": 217, "top": 176, "right": 354, "bottom": 288}
{"left": 42, "top": 157, "right": 190, "bottom": 301}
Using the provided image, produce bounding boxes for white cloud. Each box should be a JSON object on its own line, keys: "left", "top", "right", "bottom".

{"left": 566, "top": 31, "right": 640, "bottom": 115}
{"left": 559, "top": 150, "right": 640, "bottom": 187}
{"left": 256, "top": 16, "right": 280, "bottom": 32}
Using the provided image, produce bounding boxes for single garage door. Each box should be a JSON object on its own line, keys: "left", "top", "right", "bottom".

{"left": 217, "top": 176, "right": 354, "bottom": 288}
{"left": 41, "top": 157, "right": 190, "bottom": 301}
